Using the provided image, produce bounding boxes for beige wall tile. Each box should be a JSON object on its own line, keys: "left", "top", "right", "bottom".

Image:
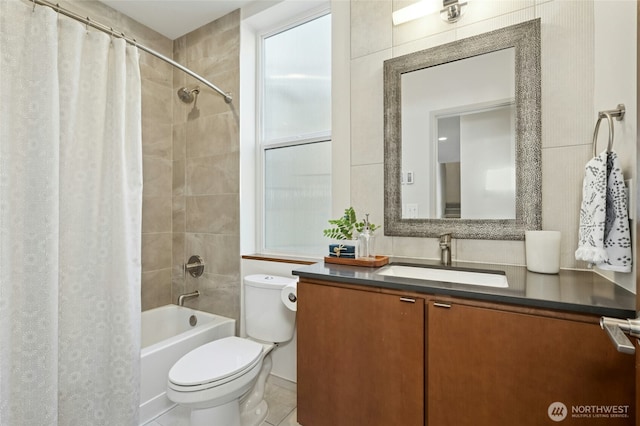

{"left": 142, "top": 156, "right": 172, "bottom": 196}
{"left": 173, "top": 195, "right": 186, "bottom": 233}
{"left": 186, "top": 194, "right": 240, "bottom": 234}
{"left": 186, "top": 153, "right": 239, "bottom": 196}
{"left": 185, "top": 233, "right": 240, "bottom": 276}
{"left": 173, "top": 159, "right": 185, "bottom": 196}
{"left": 173, "top": 232, "right": 186, "bottom": 267}
{"left": 142, "top": 119, "right": 172, "bottom": 159}
{"left": 142, "top": 232, "right": 172, "bottom": 271}
{"left": 142, "top": 196, "right": 172, "bottom": 233}
{"left": 186, "top": 273, "right": 241, "bottom": 323}
{"left": 186, "top": 112, "right": 240, "bottom": 158}
{"left": 173, "top": 123, "right": 186, "bottom": 161}
{"left": 142, "top": 269, "right": 173, "bottom": 311}
{"left": 141, "top": 79, "right": 172, "bottom": 124}
{"left": 139, "top": 52, "right": 173, "bottom": 86}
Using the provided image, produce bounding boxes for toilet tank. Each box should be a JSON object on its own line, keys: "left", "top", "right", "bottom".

{"left": 244, "top": 274, "right": 297, "bottom": 343}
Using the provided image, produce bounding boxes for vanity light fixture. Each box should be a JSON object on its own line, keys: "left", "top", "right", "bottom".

{"left": 392, "top": 0, "right": 467, "bottom": 25}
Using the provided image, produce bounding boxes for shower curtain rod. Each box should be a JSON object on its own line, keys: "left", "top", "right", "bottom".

{"left": 32, "top": 0, "right": 233, "bottom": 104}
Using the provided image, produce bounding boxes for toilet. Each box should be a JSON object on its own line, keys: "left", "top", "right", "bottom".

{"left": 166, "top": 274, "right": 297, "bottom": 426}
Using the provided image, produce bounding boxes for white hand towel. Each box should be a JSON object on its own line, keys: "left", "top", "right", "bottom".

{"left": 575, "top": 151, "right": 632, "bottom": 272}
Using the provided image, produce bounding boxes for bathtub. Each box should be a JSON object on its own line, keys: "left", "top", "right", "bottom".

{"left": 139, "top": 305, "right": 235, "bottom": 425}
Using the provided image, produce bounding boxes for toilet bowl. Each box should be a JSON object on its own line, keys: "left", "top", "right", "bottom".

{"left": 166, "top": 274, "right": 297, "bottom": 426}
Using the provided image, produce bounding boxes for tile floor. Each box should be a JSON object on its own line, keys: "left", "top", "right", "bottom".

{"left": 145, "top": 378, "right": 300, "bottom": 426}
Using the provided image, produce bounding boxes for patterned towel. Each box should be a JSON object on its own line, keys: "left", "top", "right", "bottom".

{"left": 575, "top": 151, "right": 632, "bottom": 272}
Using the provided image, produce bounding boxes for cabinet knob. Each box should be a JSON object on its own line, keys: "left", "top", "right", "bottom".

{"left": 433, "top": 302, "right": 451, "bottom": 308}
{"left": 400, "top": 297, "right": 416, "bottom": 303}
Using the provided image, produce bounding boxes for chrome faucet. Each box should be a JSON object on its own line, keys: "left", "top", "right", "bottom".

{"left": 439, "top": 233, "right": 452, "bottom": 266}
{"left": 178, "top": 290, "right": 199, "bottom": 306}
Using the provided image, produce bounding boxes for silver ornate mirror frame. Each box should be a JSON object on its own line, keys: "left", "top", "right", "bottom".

{"left": 383, "top": 19, "right": 541, "bottom": 240}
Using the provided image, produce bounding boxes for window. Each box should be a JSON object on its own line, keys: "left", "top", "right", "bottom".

{"left": 259, "top": 12, "right": 331, "bottom": 255}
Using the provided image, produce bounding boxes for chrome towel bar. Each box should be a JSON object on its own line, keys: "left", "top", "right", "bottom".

{"left": 592, "top": 104, "right": 625, "bottom": 157}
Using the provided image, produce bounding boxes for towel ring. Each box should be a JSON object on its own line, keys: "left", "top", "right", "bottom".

{"left": 592, "top": 104, "right": 625, "bottom": 157}
{"left": 592, "top": 112, "right": 614, "bottom": 157}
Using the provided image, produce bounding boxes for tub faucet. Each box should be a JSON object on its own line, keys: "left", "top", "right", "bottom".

{"left": 178, "top": 290, "right": 199, "bottom": 306}
{"left": 439, "top": 233, "right": 452, "bottom": 266}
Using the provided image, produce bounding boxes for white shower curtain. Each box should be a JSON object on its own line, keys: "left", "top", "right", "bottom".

{"left": 0, "top": 1, "right": 142, "bottom": 425}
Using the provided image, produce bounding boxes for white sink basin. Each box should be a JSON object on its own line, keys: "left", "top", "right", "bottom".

{"left": 376, "top": 265, "right": 508, "bottom": 288}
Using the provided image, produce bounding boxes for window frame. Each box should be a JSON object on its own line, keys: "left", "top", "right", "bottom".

{"left": 255, "top": 8, "right": 332, "bottom": 256}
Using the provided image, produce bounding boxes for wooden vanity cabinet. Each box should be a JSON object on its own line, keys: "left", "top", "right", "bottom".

{"left": 427, "top": 299, "right": 635, "bottom": 426}
{"left": 297, "top": 279, "right": 425, "bottom": 426}
{"left": 297, "top": 278, "right": 634, "bottom": 426}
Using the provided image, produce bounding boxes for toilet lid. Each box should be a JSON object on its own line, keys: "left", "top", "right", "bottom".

{"left": 168, "top": 336, "right": 263, "bottom": 387}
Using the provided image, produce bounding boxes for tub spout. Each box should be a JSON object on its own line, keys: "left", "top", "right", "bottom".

{"left": 178, "top": 290, "right": 199, "bottom": 306}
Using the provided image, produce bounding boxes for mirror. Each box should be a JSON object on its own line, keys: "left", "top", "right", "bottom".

{"left": 384, "top": 19, "right": 541, "bottom": 240}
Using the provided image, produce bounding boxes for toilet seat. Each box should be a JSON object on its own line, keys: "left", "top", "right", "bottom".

{"left": 168, "top": 336, "right": 263, "bottom": 393}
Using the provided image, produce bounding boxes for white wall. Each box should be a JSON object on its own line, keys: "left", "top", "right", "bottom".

{"left": 337, "top": 0, "right": 637, "bottom": 292}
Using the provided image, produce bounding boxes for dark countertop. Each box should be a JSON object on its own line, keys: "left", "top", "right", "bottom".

{"left": 292, "top": 258, "right": 636, "bottom": 318}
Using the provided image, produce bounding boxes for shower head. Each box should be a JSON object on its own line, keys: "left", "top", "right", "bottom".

{"left": 177, "top": 86, "right": 200, "bottom": 104}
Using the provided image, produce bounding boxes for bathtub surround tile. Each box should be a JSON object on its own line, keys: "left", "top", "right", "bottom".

{"left": 186, "top": 10, "right": 240, "bottom": 61}
{"left": 171, "top": 267, "right": 186, "bottom": 305}
{"left": 172, "top": 233, "right": 185, "bottom": 268}
{"left": 143, "top": 156, "right": 172, "bottom": 197}
{"left": 172, "top": 123, "right": 187, "bottom": 161}
{"left": 191, "top": 273, "right": 241, "bottom": 323}
{"left": 172, "top": 159, "right": 185, "bottom": 196}
{"left": 185, "top": 233, "right": 240, "bottom": 276}
{"left": 142, "top": 269, "right": 172, "bottom": 311}
{"left": 139, "top": 52, "right": 173, "bottom": 86}
{"left": 142, "top": 119, "right": 172, "bottom": 159}
{"left": 142, "top": 232, "right": 173, "bottom": 271}
{"left": 186, "top": 152, "right": 239, "bottom": 196}
{"left": 172, "top": 195, "right": 186, "bottom": 233}
{"left": 185, "top": 112, "right": 240, "bottom": 159}
{"left": 171, "top": 10, "right": 241, "bottom": 320}
{"left": 185, "top": 194, "right": 240, "bottom": 234}
{"left": 142, "top": 196, "right": 172, "bottom": 233}
{"left": 142, "top": 79, "right": 173, "bottom": 124}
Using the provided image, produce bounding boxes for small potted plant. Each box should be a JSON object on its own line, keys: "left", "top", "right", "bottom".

{"left": 323, "top": 207, "right": 378, "bottom": 258}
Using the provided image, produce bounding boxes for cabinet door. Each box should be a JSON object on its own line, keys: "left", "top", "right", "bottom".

{"left": 427, "top": 301, "right": 635, "bottom": 426}
{"left": 297, "top": 281, "right": 424, "bottom": 426}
